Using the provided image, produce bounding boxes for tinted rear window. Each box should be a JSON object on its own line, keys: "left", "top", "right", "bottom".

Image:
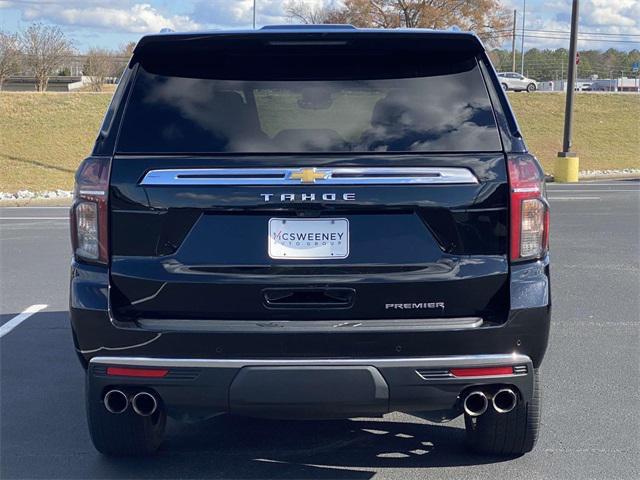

{"left": 117, "top": 50, "right": 501, "bottom": 154}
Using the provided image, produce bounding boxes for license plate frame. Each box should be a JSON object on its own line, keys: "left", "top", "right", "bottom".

{"left": 268, "top": 218, "right": 349, "bottom": 260}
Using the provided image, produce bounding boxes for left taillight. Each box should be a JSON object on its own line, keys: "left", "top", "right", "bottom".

{"left": 70, "top": 157, "right": 111, "bottom": 264}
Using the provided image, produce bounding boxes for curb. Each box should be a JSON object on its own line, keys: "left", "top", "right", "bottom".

{"left": 0, "top": 198, "right": 72, "bottom": 207}
{"left": 545, "top": 173, "right": 640, "bottom": 183}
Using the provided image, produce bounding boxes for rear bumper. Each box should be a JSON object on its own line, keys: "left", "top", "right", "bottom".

{"left": 72, "top": 257, "right": 549, "bottom": 420}
{"left": 88, "top": 354, "right": 534, "bottom": 421}
{"left": 69, "top": 258, "right": 551, "bottom": 366}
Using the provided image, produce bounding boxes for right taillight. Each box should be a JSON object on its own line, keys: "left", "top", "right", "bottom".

{"left": 70, "top": 157, "right": 111, "bottom": 264}
{"left": 507, "top": 154, "right": 549, "bottom": 262}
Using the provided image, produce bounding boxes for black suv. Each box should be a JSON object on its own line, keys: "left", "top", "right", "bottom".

{"left": 69, "top": 26, "right": 550, "bottom": 457}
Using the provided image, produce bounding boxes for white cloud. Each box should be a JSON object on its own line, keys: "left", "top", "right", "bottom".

{"left": 585, "top": 0, "right": 638, "bottom": 27}
{"left": 4, "top": 1, "right": 201, "bottom": 34}
{"left": 1, "top": 0, "right": 637, "bottom": 50}
{"left": 502, "top": 0, "right": 640, "bottom": 51}
{"left": 191, "top": 0, "right": 334, "bottom": 28}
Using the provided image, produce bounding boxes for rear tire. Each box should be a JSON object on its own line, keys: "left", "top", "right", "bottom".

{"left": 501, "top": 83, "right": 508, "bottom": 91}
{"left": 464, "top": 369, "right": 541, "bottom": 456}
{"left": 86, "top": 376, "right": 166, "bottom": 456}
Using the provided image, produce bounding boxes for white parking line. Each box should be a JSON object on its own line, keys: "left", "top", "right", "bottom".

{"left": 548, "top": 183, "right": 639, "bottom": 187}
{"left": 547, "top": 189, "right": 639, "bottom": 193}
{"left": 549, "top": 196, "right": 601, "bottom": 200}
{"left": 0, "top": 305, "right": 48, "bottom": 338}
{"left": 0, "top": 217, "right": 68, "bottom": 220}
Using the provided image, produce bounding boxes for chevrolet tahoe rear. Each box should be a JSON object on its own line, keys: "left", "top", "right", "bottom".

{"left": 69, "top": 26, "right": 551, "bottom": 457}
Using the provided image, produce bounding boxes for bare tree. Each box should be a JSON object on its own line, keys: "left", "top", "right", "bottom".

{"left": 0, "top": 31, "right": 21, "bottom": 90}
{"left": 284, "top": 1, "right": 344, "bottom": 24}
{"left": 284, "top": 0, "right": 510, "bottom": 46}
{"left": 83, "top": 48, "right": 116, "bottom": 92}
{"left": 120, "top": 41, "right": 137, "bottom": 57}
{"left": 19, "top": 23, "right": 74, "bottom": 92}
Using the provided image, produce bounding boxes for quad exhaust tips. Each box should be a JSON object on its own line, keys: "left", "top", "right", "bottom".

{"left": 104, "top": 389, "right": 129, "bottom": 414}
{"left": 492, "top": 388, "right": 518, "bottom": 414}
{"left": 463, "top": 391, "right": 489, "bottom": 417}
{"left": 131, "top": 391, "right": 158, "bottom": 417}
{"left": 103, "top": 390, "right": 159, "bottom": 416}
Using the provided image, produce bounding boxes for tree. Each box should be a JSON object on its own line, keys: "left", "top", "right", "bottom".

{"left": 284, "top": 0, "right": 510, "bottom": 45}
{"left": 0, "top": 31, "right": 21, "bottom": 90}
{"left": 19, "top": 23, "right": 73, "bottom": 92}
{"left": 488, "top": 47, "right": 639, "bottom": 82}
{"left": 120, "top": 41, "right": 137, "bottom": 57}
{"left": 83, "top": 48, "right": 116, "bottom": 92}
{"left": 284, "top": 1, "right": 340, "bottom": 24}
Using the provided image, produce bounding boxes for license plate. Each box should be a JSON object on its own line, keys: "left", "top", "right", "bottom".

{"left": 268, "top": 218, "right": 349, "bottom": 259}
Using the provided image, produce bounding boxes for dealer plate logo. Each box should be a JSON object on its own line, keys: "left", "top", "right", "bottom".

{"left": 268, "top": 218, "right": 349, "bottom": 260}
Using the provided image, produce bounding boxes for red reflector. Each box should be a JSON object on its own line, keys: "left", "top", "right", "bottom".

{"left": 450, "top": 366, "right": 513, "bottom": 377}
{"left": 106, "top": 367, "right": 169, "bottom": 378}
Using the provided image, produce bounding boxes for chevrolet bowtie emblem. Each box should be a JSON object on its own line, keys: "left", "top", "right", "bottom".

{"left": 289, "top": 168, "right": 329, "bottom": 183}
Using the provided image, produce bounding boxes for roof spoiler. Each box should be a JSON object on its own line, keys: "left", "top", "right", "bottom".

{"left": 134, "top": 28, "right": 485, "bottom": 57}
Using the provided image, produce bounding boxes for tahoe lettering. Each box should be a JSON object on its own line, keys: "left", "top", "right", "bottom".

{"left": 260, "top": 193, "right": 356, "bottom": 202}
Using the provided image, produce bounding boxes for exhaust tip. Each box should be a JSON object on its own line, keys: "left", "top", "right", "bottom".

{"left": 104, "top": 389, "right": 128, "bottom": 414}
{"left": 463, "top": 390, "right": 488, "bottom": 417}
{"left": 131, "top": 391, "right": 158, "bottom": 417}
{"left": 492, "top": 388, "right": 518, "bottom": 413}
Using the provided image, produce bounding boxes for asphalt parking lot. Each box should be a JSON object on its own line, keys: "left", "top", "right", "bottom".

{"left": 1, "top": 180, "right": 638, "bottom": 480}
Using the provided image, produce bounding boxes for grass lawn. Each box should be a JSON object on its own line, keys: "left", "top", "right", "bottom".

{"left": 0, "top": 91, "right": 638, "bottom": 192}
{"left": 507, "top": 92, "right": 639, "bottom": 173}
{"left": 0, "top": 93, "right": 110, "bottom": 192}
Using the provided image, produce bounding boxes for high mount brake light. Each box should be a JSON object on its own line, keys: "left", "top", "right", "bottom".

{"left": 507, "top": 154, "right": 549, "bottom": 262}
{"left": 70, "top": 157, "right": 111, "bottom": 264}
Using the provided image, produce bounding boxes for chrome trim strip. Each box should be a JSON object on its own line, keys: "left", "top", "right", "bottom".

{"left": 139, "top": 167, "right": 479, "bottom": 186}
{"left": 90, "top": 353, "right": 531, "bottom": 369}
{"left": 135, "top": 317, "right": 483, "bottom": 333}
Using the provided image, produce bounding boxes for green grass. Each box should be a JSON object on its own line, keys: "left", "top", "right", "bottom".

{"left": 0, "top": 91, "right": 638, "bottom": 192}
{"left": 507, "top": 92, "right": 639, "bottom": 173}
{"left": 0, "top": 93, "right": 111, "bottom": 192}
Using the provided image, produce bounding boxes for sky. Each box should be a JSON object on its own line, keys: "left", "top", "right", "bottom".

{"left": 0, "top": 0, "right": 638, "bottom": 52}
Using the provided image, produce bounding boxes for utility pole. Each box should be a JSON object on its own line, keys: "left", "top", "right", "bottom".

{"left": 253, "top": 0, "right": 256, "bottom": 29}
{"left": 609, "top": 70, "right": 612, "bottom": 91}
{"left": 555, "top": 0, "right": 580, "bottom": 183}
{"left": 520, "top": 0, "right": 526, "bottom": 74}
{"left": 511, "top": 10, "right": 517, "bottom": 72}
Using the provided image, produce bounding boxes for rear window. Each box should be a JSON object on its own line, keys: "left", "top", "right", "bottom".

{"left": 117, "top": 51, "right": 502, "bottom": 154}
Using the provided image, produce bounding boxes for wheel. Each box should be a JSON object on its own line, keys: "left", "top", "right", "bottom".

{"left": 501, "top": 83, "right": 508, "bottom": 91}
{"left": 464, "top": 369, "right": 541, "bottom": 456}
{"left": 85, "top": 375, "right": 166, "bottom": 456}
{"left": 526, "top": 83, "right": 537, "bottom": 92}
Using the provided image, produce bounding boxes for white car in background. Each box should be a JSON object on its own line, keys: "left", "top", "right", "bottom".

{"left": 497, "top": 72, "right": 538, "bottom": 92}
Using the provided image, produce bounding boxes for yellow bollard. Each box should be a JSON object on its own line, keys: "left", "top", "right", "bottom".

{"left": 554, "top": 154, "right": 579, "bottom": 183}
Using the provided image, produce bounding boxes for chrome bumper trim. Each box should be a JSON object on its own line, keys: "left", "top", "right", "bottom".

{"left": 135, "top": 317, "right": 483, "bottom": 333}
{"left": 90, "top": 353, "right": 531, "bottom": 369}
